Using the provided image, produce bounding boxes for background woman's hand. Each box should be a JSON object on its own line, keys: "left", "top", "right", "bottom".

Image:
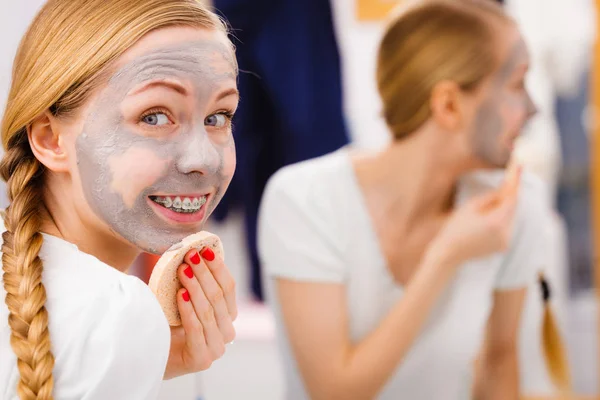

{"left": 429, "top": 164, "right": 522, "bottom": 266}
{"left": 164, "top": 248, "right": 238, "bottom": 380}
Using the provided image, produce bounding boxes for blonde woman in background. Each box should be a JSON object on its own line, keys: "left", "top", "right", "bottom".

{"left": 0, "top": 0, "right": 240, "bottom": 399}
{"left": 258, "top": 1, "right": 557, "bottom": 399}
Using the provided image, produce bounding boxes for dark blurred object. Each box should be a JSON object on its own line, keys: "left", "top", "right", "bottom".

{"left": 556, "top": 71, "right": 593, "bottom": 294}
{"left": 212, "top": 0, "right": 349, "bottom": 300}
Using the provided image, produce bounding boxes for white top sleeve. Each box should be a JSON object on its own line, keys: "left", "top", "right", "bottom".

{"left": 1, "top": 235, "right": 171, "bottom": 400}
{"left": 493, "top": 173, "right": 548, "bottom": 290}
{"left": 258, "top": 166, "right": 347, "bottom": 283}
{"left": 56, "top": 276, "right": 171, "bottom": 400}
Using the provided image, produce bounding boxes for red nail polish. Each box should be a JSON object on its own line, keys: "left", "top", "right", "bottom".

{"left": 201, "top": 247, "right": 215, "bottom": 261}
{"left": 182, "top": 290, "right": 190, "bottom": 302}
{"left": 184, "top": 266, "right": 194, "bottom": 279}
{"left": 190, "top": 251, "right": 201, "bottom": 265}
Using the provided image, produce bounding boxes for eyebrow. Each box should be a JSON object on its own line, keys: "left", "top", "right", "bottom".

{"left": 216, "top": 88, "right": 239, "bottom": 102}
{"left": 128, "top": 80, "right": 188, "bottom": 96}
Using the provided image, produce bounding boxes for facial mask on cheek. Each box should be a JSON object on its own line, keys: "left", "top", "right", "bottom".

{"left": 75, "top": 40, "right": 237, "bottom": 254}
{"left": 77, "top": 116, "right": 186, "bottom": 253}
{"left": 471, "top": 39, "right": 530, "bottom": 168}
{"left": 108, "top": 148, "right": 171, "bottom": 208}
{"left": 472, "top": 96, "right": 506, "bottom": 166}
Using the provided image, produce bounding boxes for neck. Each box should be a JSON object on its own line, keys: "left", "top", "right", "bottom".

{"left": 40, "top": 185, "right": 139, "bottom": 272}
{"left": 355, "top": 127, "right": 471, "bottom": 226}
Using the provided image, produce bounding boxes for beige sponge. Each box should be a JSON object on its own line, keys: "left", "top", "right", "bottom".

{"left": 149, "top": 231, "right": 224, "bottom": 326}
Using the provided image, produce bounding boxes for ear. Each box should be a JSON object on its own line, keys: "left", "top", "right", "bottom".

{"left": 429, "top": 80, "right": 463, "bottom": 131}
{"left": 27, "top": 111, "right": 70, "bottom": 172}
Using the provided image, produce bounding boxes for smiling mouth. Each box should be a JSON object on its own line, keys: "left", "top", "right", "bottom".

{"left": 148, "top": 195, "right": 208, "bottom": 214}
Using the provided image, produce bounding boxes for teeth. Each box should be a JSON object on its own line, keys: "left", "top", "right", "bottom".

{"left": 151, "top": 195, "right": 207, "bottom": 214}
{"left": 173, "top": 197, "right": 182, "bottom": 209}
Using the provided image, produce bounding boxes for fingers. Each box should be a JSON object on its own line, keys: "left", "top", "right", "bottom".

{"left": 492, "top": 191, "right": 518, "bottom": 226}
{"left": 487, "top": 168, "right": 521, "bottom": 248}
{"left": 494, "top": 164, "right": 522, "bottom": 220}
{"left": 501, "top": 163, "right": 522, "bottom": 199}
{"left": 176, "top": 288, "right": 212, "bottom": 370}
{"left": 184, "top": 249, "right": 236, "bottom": 343}
{"left": 178, "top": 262, "right": 227, "bottom": 361}
{"left": 472, "top": 164, "right": 522, "bottom": 213}
{"left": 470, "top": 190, "right": 502, "bottom": 212}
{"left": 200, "top": 247, "right": 238, "bottom": 321}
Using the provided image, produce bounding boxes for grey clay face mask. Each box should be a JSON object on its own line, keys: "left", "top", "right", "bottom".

{"left": 76, "top": 40, "right": 237, "bottom": 254}
{"left": 471, "top": 38, "right": 534, "bottom": 168}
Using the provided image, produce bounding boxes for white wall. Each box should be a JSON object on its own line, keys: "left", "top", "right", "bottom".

{"left": 329, "top": 0, "right": 391, "bottom": 151}
{"left": 0, "top": 1, "right": 45, "bottom": 115}
{"left": 0, "top": 1, "right": 46, "bottom": 208}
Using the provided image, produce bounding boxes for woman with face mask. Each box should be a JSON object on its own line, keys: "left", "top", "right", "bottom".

{"left": 258, "top": 1, "right": 564, "bottom": 399}
{"left": 0, "top": 0, "right": 239, "bottom": 399}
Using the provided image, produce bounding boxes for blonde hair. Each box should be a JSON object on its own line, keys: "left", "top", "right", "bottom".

{"left": 539, "top": 274, "right": 571, "bottom": 393}
{"left": 1, "top": 1, "right": 229, "bottom": 398}
{"left": 376, "top": 0, "right": 510, "bottom": 139}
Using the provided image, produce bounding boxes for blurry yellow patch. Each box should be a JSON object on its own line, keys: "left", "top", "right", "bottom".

{"left": 356, "top": 0, "right": 404, "bottom": 22}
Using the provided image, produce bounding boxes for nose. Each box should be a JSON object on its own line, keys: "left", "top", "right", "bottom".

{"left": 176, "top": 125, "right": 221, "bottom": 175}
{"left": 526, "top": 92, "right": 538, "bottom": 119}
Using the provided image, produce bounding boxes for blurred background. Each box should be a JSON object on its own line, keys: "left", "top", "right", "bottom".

{"left": 1, "top": 0, "right": 598, "bottom": 399}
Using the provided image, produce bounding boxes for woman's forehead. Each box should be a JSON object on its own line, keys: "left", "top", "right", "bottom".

{"left": 89, "top": 32, "right": 237, "bottom": 107}
{"left": 492, "top": 27, "right": 530, "bottom": 78}
{"left": 109, "top": 42, "right": 236, "bottom": 89}
{"left": 114, "top": 26, "right": 231, "bottom": 69}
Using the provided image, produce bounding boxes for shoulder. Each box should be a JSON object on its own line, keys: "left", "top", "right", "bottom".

{"left": 260, "top": 149, "right": 354, "bottom": 238}
{"left": 260, "top": 150, "right": 353, "bottom": 234}
{"left": 258, "top": 150, "right": 351, "bottom": 282}
{"left": 264, "top": 149, "right": 351, "bottom": 204}
{"left": 1, "top": 235, "right": 170, "bottom": 399}
{"left": 42, "top": 237, "right": 171, "bottom": 353}
{"left": 52, "top": 274, "right": 170, "bottom": 398}
{"left": 36, "top": 236, "right": 170, "bottom": 398}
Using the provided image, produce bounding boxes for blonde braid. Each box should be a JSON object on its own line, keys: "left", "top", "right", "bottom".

{"left": 1, "top": 130, "right": 54, "bottom": 400}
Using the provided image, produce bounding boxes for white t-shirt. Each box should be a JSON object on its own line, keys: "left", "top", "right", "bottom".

{"left": 258, "top": 148, "right": 547, "bottom": 400}
{"left": 0, "top": 234, "right": 171, "bottom": 400}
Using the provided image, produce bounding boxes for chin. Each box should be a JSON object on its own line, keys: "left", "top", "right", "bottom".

{"left": 476, "top": 152, "right": 512, "bottom": 170}
{"left": 133, "top": 229, "right": 200, "bottom": 256}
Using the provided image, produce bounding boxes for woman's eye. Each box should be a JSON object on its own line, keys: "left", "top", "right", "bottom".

{"left": 205, "top": 114, "right": 228, "bottom": 128}
{"left": 142, "top": 112, "right": 170, "bottom": 126}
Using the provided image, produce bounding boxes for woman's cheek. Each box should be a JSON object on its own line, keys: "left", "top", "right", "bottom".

{"left": 108, "top": 147, "right": 171, "bottom": 208}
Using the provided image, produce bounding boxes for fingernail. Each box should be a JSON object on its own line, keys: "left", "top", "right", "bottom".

{"left": 201, "top": 247, "right": 215, "bottom": 261}
{"left": 190, "top": 251, "right": 200, "bottom": 265}
{"left": 182, "top": 290, "right": 190, "bottom": 302}
{"left": 184, "top": 266, "right": 194, "bottom": 279}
